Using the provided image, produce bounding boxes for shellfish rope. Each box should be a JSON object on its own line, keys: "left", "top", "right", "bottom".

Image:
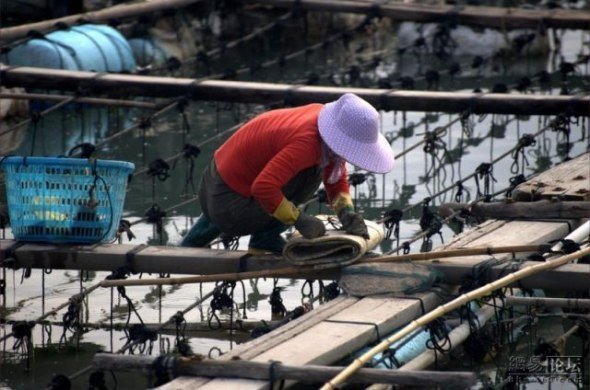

{"left": 319, "top": 243, "right": 590, "bottom": 389}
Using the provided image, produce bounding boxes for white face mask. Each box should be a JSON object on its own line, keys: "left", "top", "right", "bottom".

{"left": 320, "top": 140, "right": 345, "bottom": 184}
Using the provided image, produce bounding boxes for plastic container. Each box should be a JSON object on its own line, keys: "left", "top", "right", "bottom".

{"left": 1, "top": 156, "right": 134, "bottom": 244}
{"left": 1, "top": 23, "right": 136, "bottom": 72}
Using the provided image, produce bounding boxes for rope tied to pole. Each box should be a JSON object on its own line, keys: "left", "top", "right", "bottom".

{"left": 383, "top": 208, "right": 403, "bottom": 240}
{"left": 126, "top": 324, "right": 158, "bottom": 354}
{"left": 59, "top": 293, "right": 84, "bottom": 347}
{"left": 474, "top": 162, "right": 497, "bottom": 201}
{"left": 208, "top": 282, "right": 235, "bottom": 330}
{"left": 419, "top": 198, "right": 444, "bottom": 247}
{"left": 505, "top": 174, "right": 527, "bottom": 198}
{"left": 511, "top": 134, "right": 536, "bottom": 174}
{"left": 145, "top": 204, "right": 166, "bottom": 237}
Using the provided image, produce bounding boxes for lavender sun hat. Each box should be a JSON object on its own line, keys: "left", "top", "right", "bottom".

{"left": 318, "top": 93, "right": 394, "bottom": 174}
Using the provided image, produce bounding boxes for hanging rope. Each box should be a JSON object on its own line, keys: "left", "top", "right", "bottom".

{"left": 474, "top": 163, "right": 497, "bottom": 201}
{"left": 510, "top": 134, "right": 536, "bottom": 174}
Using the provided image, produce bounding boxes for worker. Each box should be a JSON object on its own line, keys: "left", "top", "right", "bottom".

{"left": 180, "top": 93, "right": 395, "bottom": 254}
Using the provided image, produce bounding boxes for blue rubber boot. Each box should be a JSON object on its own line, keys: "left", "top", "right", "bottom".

{"left": 180, "top": 213, "right": 221, "bottom": 247}
{"left": 248, "top": 223, "right": 288, "bottom": 255}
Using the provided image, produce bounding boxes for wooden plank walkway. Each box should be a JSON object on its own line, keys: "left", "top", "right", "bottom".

{"left": 512, "top": 153, "right": 590, "bottom": 201}
{"left": 157, "top": 218, "right": 576, "bottom": 389}
{"left": 1, "top": 238, "right": 589, "bottom": 291}
{"left": 0, "top": 154, "right": 586, "bottom": 388}
{"left": 157, "top": 154, "right": 588, "bottom": 389}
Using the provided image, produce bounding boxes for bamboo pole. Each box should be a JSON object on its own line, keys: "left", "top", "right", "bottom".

{"left": 1, "top": 65, "right": 589, "bottom": 116}
{"left": 0, "top": 282, "right": 101, "bottom": 343}
{"left": 247, "top": 0, "right": 590, "bottom": 30}
{"left": 0, "top": 92, "right": 158, "bottom": 109}
{"left": 98, "top": 244, "right": 547, "bottom": 288}
{"left": 0, "top": 0, "right": 204, "bottom": 43}
{"left": 319, "top": 245, "right": 590, "bottom": 390}
{"left": 92, "top": 353, "right": 478, "bottom": 388}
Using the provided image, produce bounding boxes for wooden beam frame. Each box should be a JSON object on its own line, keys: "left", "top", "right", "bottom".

{"left": 1, "top": 66, "right": 588, "bottom": 115}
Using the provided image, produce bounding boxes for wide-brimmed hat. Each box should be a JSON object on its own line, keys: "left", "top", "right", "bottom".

{"left": 318, "top": 93, "right": 394, "bottom": 174}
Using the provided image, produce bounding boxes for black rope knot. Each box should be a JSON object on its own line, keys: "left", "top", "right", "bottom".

{"left": 398, "top": 76, "right": 415, "bottom": 90}
{"left": 380, "top": 348, "right": 401, "bottom": 368}
{"left": 425, "top": 70, "right": 440, "bottom": 90}
{"left": 419, "top": 199, "right": 443, "bottom": 243}
{"left": 506, "top": 174, "right": 526, "bottom": 198}
{"left": 323, "top": 281, "right": 340, "bottom": 301}
{"left": 222, "top": 68, "right": 237, "bottom": 80}
{"left": 556, "top": 239, "right": 581, "bottom": 254}
{"left": 348, "top": 172, "right": 366, "bottom": 187}
{"left": 471, "top": 56, "right": 484, "bottom": 69}
{"left": 426, "top": 318, "right": 452, "bottom": 355}
{"left": 88, "top": 371, "right": 108, "bottom": 390}
{"left": 423, "top": 130, "right": 445, "bottom": 155}
{"left": 515, "top": 76, "right": 532, "bottom": 92}
{"left": 474, "top": 163, "right": 497, "bottom": 200}
{"left": 47, "top": 374, "right": 71, "bottom": 390}
{"left": 145, "top": 204, "right": 166, "bottom": 225}
{"left": 166, "top": 56, "right": 181, "bottom": 72}
{"left": 139, "top": 117, "right": 152, "bottom": 130}
{"left": 402, "top": 241, "right": 411, "bottom": 254}
{"left": 383, "top": 209, "right": 403, "bottom": 240}
{"left": 128, "top": 323, "right": 158, "bottom": 345}
{"left": 12, "top": 321, "right": 33, "bottom": 347}
{"left": 269, "top": 287, "right": 287, "bottom": 317}
{"left": 145, "top": 204, "right": 166, "bottom": 235}
{"left": 491, "top": 83, "right": 508, "bottom": 93}
{"left": 511, "top": 134, "right": 536, "bottom": 174}
{"left": 454, "top": 181, "right": 465, "bottom": 202}
{"left": 117, "top": 219, "right": 136, "bottom": 241}
{"left": 147, "top": 158, "right": 170, "bottom": 181}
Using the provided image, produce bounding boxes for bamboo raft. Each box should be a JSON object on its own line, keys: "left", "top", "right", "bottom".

{"left": 150, "top": 153, "right": 588, "bottom": 389}
{"left": 0, "top": 153, "right": 588, "bottom": 390}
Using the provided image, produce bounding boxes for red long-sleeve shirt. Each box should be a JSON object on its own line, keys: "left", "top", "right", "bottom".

{"left": 214, "top": 104, "right": 350, "bottom": 214}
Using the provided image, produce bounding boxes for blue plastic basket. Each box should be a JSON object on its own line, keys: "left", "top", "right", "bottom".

{"left": 1, "top": 157, "right": 135, "bottom": 244}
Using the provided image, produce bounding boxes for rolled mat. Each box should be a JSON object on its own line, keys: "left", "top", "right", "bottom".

{"left": 339, "top": 262, "right": 443, "bottom": 297}
{"left": 283, "top": 215, "right": 384, "bottom": 268}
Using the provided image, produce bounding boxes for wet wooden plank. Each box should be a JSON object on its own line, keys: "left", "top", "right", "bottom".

{"left": 160, "top": 218, "right": 574, "bottom": 389}
{"left": 512, "top": 153, "right": 590, "bottom": 201}
{"left": 160, "top": 293, "right": 442, "bottom": 390}
{"left": 162, "top": 214, "right": 579, "bottom": 389}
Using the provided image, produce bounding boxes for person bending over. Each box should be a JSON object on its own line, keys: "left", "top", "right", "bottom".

{"left": 181, "top": 93, "right": 395, "bottom": 254}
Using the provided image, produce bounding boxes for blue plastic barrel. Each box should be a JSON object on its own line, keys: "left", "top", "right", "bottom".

{"left": 128, "top": 37, "right": 168, "bottom": 67}
{"left": 2, "top": 24, "right": 136, "bottom": 72}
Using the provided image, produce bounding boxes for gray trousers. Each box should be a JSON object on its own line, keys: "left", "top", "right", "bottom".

{"left": 199, "top": 160, "right": 322, "bottom": 237}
